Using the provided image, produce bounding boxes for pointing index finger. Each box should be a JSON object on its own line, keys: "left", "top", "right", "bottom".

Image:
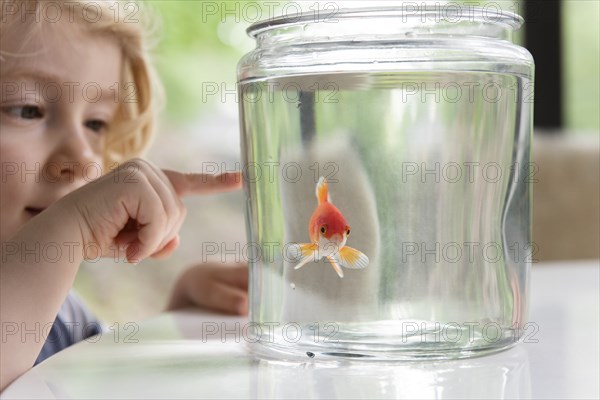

{"left": 163, "top": 170, "right": 242, "bottom": 197}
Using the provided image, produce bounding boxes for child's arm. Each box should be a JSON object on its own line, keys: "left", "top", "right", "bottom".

{"left": 0, "top": 159, "right": 240, "bottom": 391}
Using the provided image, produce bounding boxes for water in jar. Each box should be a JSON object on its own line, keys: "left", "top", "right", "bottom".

{"left": 239, "top": 70, "right": 532, "bottom": 360}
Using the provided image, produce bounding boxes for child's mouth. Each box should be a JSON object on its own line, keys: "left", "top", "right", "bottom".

{"left": 25, "top": 207, "right": 45, "bottom": 216}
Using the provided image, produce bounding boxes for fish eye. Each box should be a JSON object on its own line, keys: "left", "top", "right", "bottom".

{"left": 346, "top": 227, "right": 351, "bottom": 236}
{"left": 320, "top": 225, "right": 326, "bottom": 234}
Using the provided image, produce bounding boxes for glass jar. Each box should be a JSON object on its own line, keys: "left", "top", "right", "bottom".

{"left": 238, "top": 6, "right": 534, "bottom": 360}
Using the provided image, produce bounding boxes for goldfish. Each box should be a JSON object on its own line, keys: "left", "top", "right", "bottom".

{"left": 288, "top": 177, "right": 369, "bottom": 278}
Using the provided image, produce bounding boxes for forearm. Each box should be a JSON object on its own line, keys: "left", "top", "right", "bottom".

{"left": 164, "top": 263, "right": 249, "bottom": 315}
{"left": 0, "top": 201, "right": 84, "bottom": 391}
{"left": 165, "top": 268, "right": 192, "bottom": 311}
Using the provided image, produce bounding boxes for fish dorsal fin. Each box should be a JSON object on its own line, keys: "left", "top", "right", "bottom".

{"left": 316, "top": 176, "right": 330, "bottom": 204}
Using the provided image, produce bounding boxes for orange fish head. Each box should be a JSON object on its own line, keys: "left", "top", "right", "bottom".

{"left": 315, "top": 213, "right": 351, "bottom": 248}
{"left": 309, "top": 201, "right": 351, "bottom": 248}
{"left": 318, "top": 223, "right": 350, "bottom": 241}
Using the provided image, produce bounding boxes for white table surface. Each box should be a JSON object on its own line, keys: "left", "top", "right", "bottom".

{"left": 3, "top": 261, "right": 599, "bottom": 399}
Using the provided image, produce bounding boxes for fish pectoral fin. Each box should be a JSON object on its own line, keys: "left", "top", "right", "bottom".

{"left": 333, "top": 246, "right": 370, "bottom": 270}
{"left": 294, "top": 255, "right": 316, "bottom": 270}
{"left": 325, "top": 255, "right": 344, "bottom": 278}
{"left": 288, "top": 243, "right": 318, "bottom": 270}
{"left": 287, "top": 243, "right": 317, "bottom": 259}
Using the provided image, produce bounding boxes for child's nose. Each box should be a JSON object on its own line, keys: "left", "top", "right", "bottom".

{"left": 46, "top": 127, "right": 99, "bottom": 183}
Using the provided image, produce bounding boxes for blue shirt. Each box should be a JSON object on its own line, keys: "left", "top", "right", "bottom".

{"left": 35, "top": 291, "right": 102, "bottom": 365}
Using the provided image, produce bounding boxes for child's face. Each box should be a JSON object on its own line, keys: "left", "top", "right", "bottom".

{"left": 0, "top": 21, "right": 122, "bottom": 241}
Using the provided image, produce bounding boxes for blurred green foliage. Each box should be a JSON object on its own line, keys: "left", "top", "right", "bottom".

{"left": 147, "top": 0, "right": 599, "bottom": 133}
{"left": 147, "top": 0, "right": 255, "bottom": 120}
{"left": 563, "top": 0, "right": 600, "bottom": 133}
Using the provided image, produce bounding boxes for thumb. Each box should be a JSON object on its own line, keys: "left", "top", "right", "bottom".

{"left": 162, "top": 170, "right": 242, "bottom": 197}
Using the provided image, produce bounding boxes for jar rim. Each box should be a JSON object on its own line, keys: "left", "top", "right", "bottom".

{"left": 247, "top": 5, "right": 524, "bottom": 38}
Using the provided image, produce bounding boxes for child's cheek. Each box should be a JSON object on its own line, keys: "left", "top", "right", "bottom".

{"left": 0, "top": 134, "right": 43, "bottom": 240}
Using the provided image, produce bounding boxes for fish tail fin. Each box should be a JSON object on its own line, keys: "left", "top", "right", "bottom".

{"left": 316, "top": 176, "right": 330, "bottom": 204}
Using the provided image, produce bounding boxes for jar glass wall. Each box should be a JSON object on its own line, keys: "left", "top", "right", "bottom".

{"left": 238, "top": 6, "right": 534, "bottom": 360}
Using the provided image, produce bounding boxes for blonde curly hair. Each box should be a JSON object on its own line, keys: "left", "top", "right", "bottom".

{"left": 0, "top": 0, "right": 162, "bottom": 165}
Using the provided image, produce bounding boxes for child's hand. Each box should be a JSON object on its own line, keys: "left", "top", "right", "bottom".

{"left": 167, "top": 263, "right": 248, "bottom": 315}
{"left": 57, "top": 158, "right": 241, "bottom": 264}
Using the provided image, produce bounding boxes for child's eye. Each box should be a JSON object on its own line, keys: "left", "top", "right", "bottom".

{"left": 85, "top": 119, "right": 108, "bottom": 134}
{"left": 2, "top": 105, "right": 44, "bottom": 120}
